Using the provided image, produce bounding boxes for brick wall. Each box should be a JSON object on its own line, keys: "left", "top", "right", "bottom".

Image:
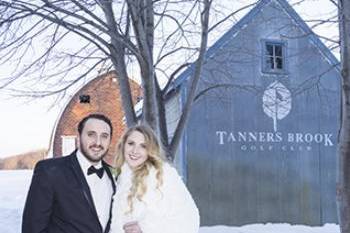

{"left": 52, "top": 71, "right": 142, "bottom": 166}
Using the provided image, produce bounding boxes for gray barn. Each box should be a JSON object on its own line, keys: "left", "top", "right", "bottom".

{"left": 165, "top": 0, "right": 341, "bottom": 226}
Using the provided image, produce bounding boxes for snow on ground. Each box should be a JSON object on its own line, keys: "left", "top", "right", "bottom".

{"left": 199, "top": 224, "right": 339, "bottom": 233}
{"left": 0, "top": 170, "right": 340, "bottom": 233}
{"left": 0, "top": 170, "right": 32, "bottom": 233}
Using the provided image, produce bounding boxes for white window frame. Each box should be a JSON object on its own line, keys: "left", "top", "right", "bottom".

{"left": 61, "top": 135, "right": 77, "bottom": 156}
{"left": 262, "top": 39, "right": 287, "bottom": 74}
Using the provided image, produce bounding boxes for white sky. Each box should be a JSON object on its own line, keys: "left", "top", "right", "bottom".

{"left": 0, "top": 0, "right": 338, "bottom": 158}
{"left": 0, "top": 94, "right": 61, "bottom": 157}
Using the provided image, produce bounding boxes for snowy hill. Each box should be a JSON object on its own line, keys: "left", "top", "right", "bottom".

{"left": 0, "top": 149, "right": 47, "bottom": 170}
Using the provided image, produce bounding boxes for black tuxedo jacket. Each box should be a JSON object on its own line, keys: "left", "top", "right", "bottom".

{"left": 22, "top": 151, "right": 116, "bottom": 233}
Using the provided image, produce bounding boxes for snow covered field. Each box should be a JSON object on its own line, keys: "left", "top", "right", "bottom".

{"left": 0, "top": 170, "right": 340, "bottom": 233}
{"left": 0, "top": 170, "right": 32, "bottom": 233}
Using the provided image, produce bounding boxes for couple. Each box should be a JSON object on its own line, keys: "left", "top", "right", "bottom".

{"left": 22, "top": 114, "right": 200, "bottom": 233}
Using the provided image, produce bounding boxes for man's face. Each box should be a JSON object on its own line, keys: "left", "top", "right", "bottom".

{"left": 77, "top": 118, "right": 111, "bottom": 163}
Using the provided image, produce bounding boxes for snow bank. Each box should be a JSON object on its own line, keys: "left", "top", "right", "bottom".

{"left": 0, "top": 170, "right": 340, "bottom": 233}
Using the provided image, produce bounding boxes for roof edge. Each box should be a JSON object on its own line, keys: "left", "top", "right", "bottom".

{"left": 168, "top": 0, "right": 340, "bottom": 94}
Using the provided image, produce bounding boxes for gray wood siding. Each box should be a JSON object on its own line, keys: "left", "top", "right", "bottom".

{"left": 165, "top": 92, "right": 185, "bottom": 174}
{"left": 165, "top": 92, "right": 181, "bottom": 140}
{"left": 181, "top": 0, "right": 340, "bottom": 226}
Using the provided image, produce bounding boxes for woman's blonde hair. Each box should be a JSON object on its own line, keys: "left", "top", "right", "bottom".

{"left": 115, "top": 125, "right": 165, "bottom": 213}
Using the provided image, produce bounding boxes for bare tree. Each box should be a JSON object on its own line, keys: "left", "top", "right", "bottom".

{"left": 337, "top": 0, "right": 350, "bottom": 232}
{"left": 0, "top": 0, "right": 336, "bottom": 163}
{"left": 0, "top": 0, "right": 258, "bottom": 160}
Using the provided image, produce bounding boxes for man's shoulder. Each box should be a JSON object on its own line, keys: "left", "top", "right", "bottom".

{"left": 35, "top": 153, "right": 75, "bottom": 171}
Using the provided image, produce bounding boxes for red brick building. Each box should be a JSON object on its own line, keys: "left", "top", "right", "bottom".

{"left": 50, "top": 71, "right": 141, "bottom": 166}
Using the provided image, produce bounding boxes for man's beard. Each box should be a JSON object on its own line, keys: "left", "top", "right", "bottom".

{"left": 80, "top": 142, "right": 109, "bottom": 163}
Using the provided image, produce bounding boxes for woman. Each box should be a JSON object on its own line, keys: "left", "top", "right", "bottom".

{"left": 110, "top": 125, "right": 200, "bottom": 233}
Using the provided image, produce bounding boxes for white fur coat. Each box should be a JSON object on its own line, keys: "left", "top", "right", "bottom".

{"left": 110, "top": 162, "right": 200, "bottom": 233}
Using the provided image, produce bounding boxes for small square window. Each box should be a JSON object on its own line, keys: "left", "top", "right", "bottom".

{"left": 61, "top": 135, "right": 77, "bottom": 156}
{"left": 262, "top": 40, "right": 286, "bottom": 74}
{"left": 79, "top": 95, "right": 90, "bottom": 104}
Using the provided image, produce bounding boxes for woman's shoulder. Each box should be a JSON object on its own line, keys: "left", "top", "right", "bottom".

{"left": 162, "top": 162, "right": 177, "bottom": 175}
{"left": 116, "top": 164, "right": 133, "bottom": 185}
{"left": 161, "top": 162, "right": 185, "bottom": 184}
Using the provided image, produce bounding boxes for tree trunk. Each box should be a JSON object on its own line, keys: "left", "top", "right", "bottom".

{"left": 337, "top": 0, "right": 350, "bottom": 232}
{"left": 168, "top": 0, "right": 211, "bottom": 160}
{"left": 127, "top": 0, "right": 158, "bottom": 130}
{"left": 101, "top": 1, "right": 137, "bottom": 127}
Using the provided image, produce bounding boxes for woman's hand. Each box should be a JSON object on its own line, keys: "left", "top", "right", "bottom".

{"left": 123, "top": 221, "right": 142, "bottom": 233}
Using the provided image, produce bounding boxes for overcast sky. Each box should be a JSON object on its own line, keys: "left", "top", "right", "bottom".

{"left": 0, "top": 0, "right": 338, "bottom": 158}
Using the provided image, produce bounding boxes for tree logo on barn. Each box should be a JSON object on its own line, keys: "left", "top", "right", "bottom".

{"left": 262, "top": 81, "right": 292, "bottom": 132}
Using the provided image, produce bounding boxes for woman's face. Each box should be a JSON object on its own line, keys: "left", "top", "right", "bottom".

{"left": 124, "top": 130, "right": 149, "bottom": 168}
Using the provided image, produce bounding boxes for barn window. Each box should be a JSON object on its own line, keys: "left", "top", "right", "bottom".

{"left": 79, "top": 94, "right": 90, "bottom": 104}
{"left": 262, "top": 40, "right": 286, "bottom": 74}
{"left": 61, "top": 135, "right": 76, "bottom": 156}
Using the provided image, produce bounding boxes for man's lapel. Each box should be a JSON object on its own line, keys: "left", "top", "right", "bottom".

{"left": 102, "top": 160, "right": 116, "bottom": 233}
{"left": 102, "top": 161, "right": 116, "bottom": 194}
{"left": 69, "top": 152, "right": 102, "bottom": 231}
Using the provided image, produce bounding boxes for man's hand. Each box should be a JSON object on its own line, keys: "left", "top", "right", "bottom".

{"left": 123, "top": 221, "right": 142, "bottom": 233}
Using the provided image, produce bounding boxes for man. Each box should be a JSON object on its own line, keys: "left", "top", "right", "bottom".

{"left": 22, "top": 113, "right": 116, "bottom": 233}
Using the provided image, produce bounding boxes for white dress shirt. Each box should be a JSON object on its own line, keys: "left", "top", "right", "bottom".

{"left": 77, "top": 150, "right": 113, "bottom": 231}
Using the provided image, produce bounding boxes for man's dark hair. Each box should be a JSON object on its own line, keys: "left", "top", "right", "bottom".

{"left": 78, "top": 113, "right": 113, "bottom": 136}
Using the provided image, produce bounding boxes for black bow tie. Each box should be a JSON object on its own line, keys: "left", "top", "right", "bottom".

{"left": 87, "top": 166, "right": 104, "bottom": 179}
